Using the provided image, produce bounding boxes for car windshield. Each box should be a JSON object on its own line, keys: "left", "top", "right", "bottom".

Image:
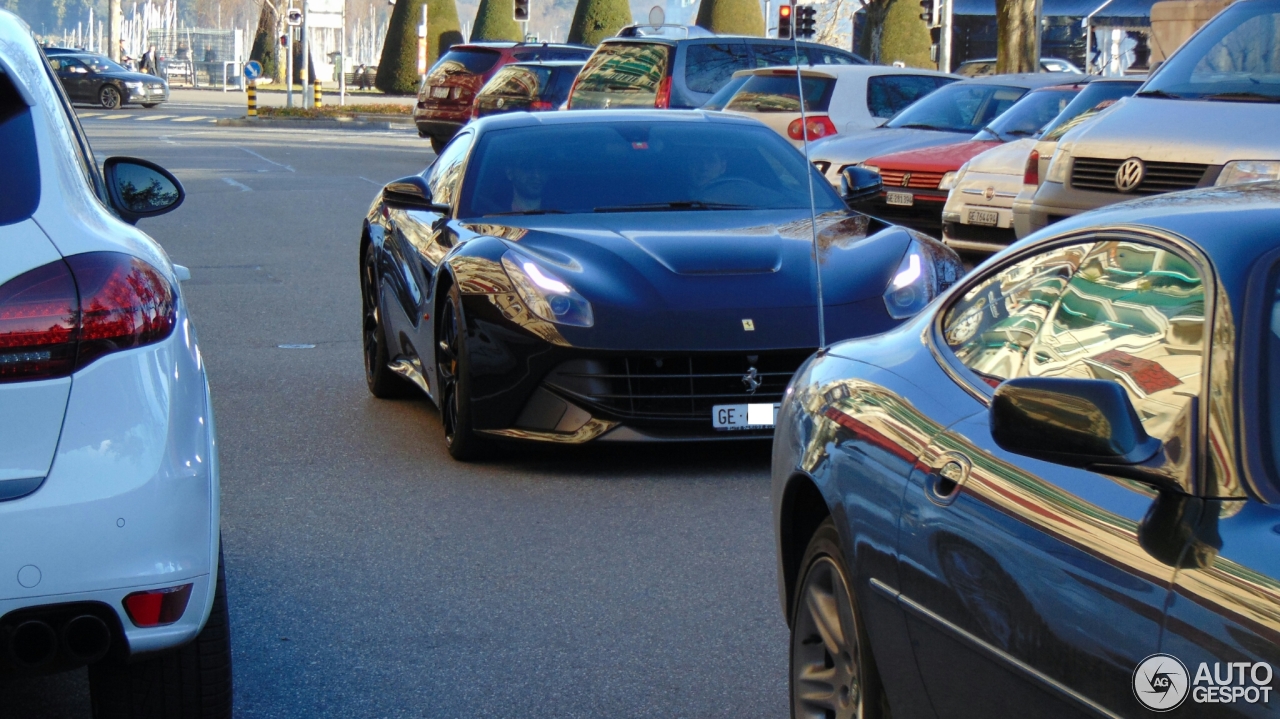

{"left": 78, "top": 55, "right": 128, "bottom": 73}
{"left": 702, "top": 74, "right": 749, "bottom": 110}
{"left": 973, "top": 87, "right": 1078, "bottom": 141}
{"left": 429, "top": 48, "right": 501, "bottom": 77}
{"left": 1142, "top": 1, "right": 1280, "bottom": 102}
{"left": 885, "top": 82, "right": 1027, "bottom": 133}
{"left": 569, "top": 43, "right": 670, "bottom": 109}
{"left": 480, "top": 65, "right": 551, "bottom": 98}
{"left": 724, "top": 73, "right": 836, "bottom": 113}
{"left": 458, "top": 121, "right": 844, "bottom": 217}
{"left": 1038, "top": 80, "right": 1141, "bottom": 140}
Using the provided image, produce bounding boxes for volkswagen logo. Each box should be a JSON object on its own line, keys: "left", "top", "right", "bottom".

{"left": 1115, "top": 157, "right": 1146, "bottom": 193}
{"left": 901, "top": 173, "right": 912, "bottom": 188}
{"left": 742, "top": 367, "right": 762, "bottom": 395}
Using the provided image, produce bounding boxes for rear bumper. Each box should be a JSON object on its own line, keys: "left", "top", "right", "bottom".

{"left": 0, "top": 304, "right": 219, "bottom": 663}
{"left": 413, "top": 105, "right": 468, "bottom": 139}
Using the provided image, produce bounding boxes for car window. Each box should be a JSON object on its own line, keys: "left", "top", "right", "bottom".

{"left": 78, "top": 55, "right": 127, "bottom": 73}
{"left": 701, "top": 74, "right": 749, "bottom": 110}
{"left": 1038, "top": 81, "right": 1140, "bottom": 139}
{"left": 427, "top": 132, "right": 473, "bottom": 208}
{"left": 569, "top": 43, "right": 670, "bottom": 109}
{"left": 0, "top": 67, "right": 40, "bottom": 226}
{"left": 482, "top": 66, "right": 548, "bottom": 97}
{"left": 428, "top": 48, "right": 501, "bottom": 77}
{"left": 1261, "top": 268, "right": 1280, "bottom": 482}
{"left": 684, "top": 43, "right": 752, "bottom": 95}
{"left": 751, "top": 43, "right": 807, "bottom": 69}
{"left": 545, "top": 67, "right": 580, "bottom": 102}
{"left": 1143, "top": 1, "right": 1280, "bottom": 101}
{"left": 810, "top": 48, "right": 858, "bottom": 65}
{"left": 885, "top": 83, "right": 1026, "bottom": 133}
{"left": 866, "top": 75, "right": 953, "bottom": 119}
{"left": 1021, "top": 241, "right": 1206, "bottom": 441}
{"left": 725, "top": 74, "right": 836, "bottom": 113}
{"left": 975, "top": 87, "right": 1078, "bottom": 140}
{"left": 943, "top": 243, "right": 1094, "bottom": 386}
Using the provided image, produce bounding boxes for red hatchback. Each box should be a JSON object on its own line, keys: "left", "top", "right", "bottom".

{"left": 854, "top": 82, "right": 1085, "bottom": 235}
{"left": 415, "top": 42, "right": 591, "bottom": 152}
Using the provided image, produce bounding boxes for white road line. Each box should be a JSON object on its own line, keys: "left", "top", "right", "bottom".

{"left": 135, "top": 115, "right": 176, "bottom": 121}
{"left": 222, "top": 177, "right": 252, "bottom": 192}
{"left": 171, "top": 115, "right": 210, "bottom": 122}
{"left": 78, "top": 112, "right": 102, "bottom": 118}
{"left": 99, "top": 114, "right": 131, "bottom": 120}
{"left": 239, "top": 147, "right": 294, "bottom": 172}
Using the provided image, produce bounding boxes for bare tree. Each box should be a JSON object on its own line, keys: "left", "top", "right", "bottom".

{"left": 995, "top": 0, "right": 1037, "bottom": 73}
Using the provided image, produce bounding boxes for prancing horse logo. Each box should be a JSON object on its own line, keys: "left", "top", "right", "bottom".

{"left": 742, "top": 367, "right": 762, "bottom": 395}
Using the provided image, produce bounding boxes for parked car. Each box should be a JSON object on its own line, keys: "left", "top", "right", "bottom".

{"left": 1026, "top": 0, "right": 1280, "bottom": 235}
{"left": 360, "top": 110, "right": 960, "bottom": 460}
{"left": 773, "top": 181, "right": 1280, "bottom": 719}
{"left": 956, "top": 56, "right": 1083, "bottom": 76}
{"left": 720, "top": 64, "right": 957, "bottom": 149}
{"left": 854, "top": 81, "right": 1084, "bottom": 235}
{"left": 1, "top": 10, "right": 230, "bottom": 716}
{"left": 566, "top": 24, "right": 865, "bottom": 111}
{"left": 471, "top": 60, "right": 583, "bottom": 120}
{"left": 414, "top": 42, "right": 592, "bottom": 153}
{"left": 46, "top": 52, "right": 168, "bottom": 109}
{"left": 809, "top": 73, "right": 1081, "bottom": 187}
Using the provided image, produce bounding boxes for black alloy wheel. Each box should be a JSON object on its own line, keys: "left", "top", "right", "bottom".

{"left": 99, "top": 84, "right": 121, "bottom": 109}
{"left": 791, "top": 518, "right": 887, "bottom": 719}
{"left": 435, "top": 283, "right": 484, "bottom": 460}
{"left": 361, "top": 243, "right": 413, "bottom": 398}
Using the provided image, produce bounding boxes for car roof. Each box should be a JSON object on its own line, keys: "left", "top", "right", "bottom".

{"left": 742, "top": 64, "right": 955, "bottom": 79}
{"left": 955, "top": 72, "right": 1087, "bottom": 89}
{"left": 470, "top": 108, "right": 762, "bottom": 132}
{"left": 454, "top": 42, "right": 590, "bottom": 51}
{"left": 508, "top": 60, "right": 585, "bottom": 68}
{"left": 599, "top": 34, "right": 853, "bottom": 49}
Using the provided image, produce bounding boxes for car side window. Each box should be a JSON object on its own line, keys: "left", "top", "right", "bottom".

{"left": 942, "top": 243, "right": 1094, "bottom": 386}
{"left": 866, "top": 75, "right": 951, "bottom": 118}
{"left": 810, "top": 49, "right": 855, "bottom": 65}
{"left": 426, "top": 132, "right": 473, "bottom": 208}
{"left": 751, "top": 43, "right": 806, "bottom": 69}
{"left": 684, "top": 43, "right": 752, "bottom": 94}
{"left": 1021, "top": 240, "right": 1206, "bottom": 440}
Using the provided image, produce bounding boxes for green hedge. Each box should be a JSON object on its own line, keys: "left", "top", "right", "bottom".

{"left": 471, "top": 0, "right": 522, "bottom": 41}
{"left": 860, "top": 0, "right": 933, "bottom": 68}
{"left": 567, "top": 0, "right": 632, "bottom": 45}
{"left": 695, "top": 0, "right": 765, "bottom": 36}
{"left": 377, "top": 0, "right": 465, "bottom": 94}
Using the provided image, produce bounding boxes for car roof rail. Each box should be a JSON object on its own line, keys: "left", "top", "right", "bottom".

{"left": 614, "top": 24, "right": 715, "bottom": 39}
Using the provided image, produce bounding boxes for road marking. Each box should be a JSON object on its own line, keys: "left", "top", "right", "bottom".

{"left": 99, "top": 114, "right": 131, "bottom": 120}
{"left": 239, "top": 147, "right": 294, "bottom": 172}
{"left": 222, "top": 177, "right": 252, "bottom": 192}
{"left": 79, "top": 112, "right": 102, "bottom": 118}
{"left": 135, "top": 115, "right": 176, "bottom": 121}
{"left": 171, "top": 115, "right": 210, "bottom": 122}
{"left": 358, "top": 176, "right": 381, "bottom": 186}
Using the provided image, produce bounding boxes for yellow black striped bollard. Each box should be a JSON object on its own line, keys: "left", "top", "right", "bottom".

{"left": 313, "top": 81, "right": 322, "bottom": 108}
{"left": 247, "top": 80, "right": 257, "bottom": 118}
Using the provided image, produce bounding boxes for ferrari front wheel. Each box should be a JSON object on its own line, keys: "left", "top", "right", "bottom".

{"left": 436, "top": 283, "right": 484, "bottom": 461}
{"left": 361, "top": 243, "right": 413, "bottom": 398}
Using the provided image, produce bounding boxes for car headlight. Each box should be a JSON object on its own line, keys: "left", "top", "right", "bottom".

{"left": 858, "top": 163, "right": 881, "bottom": 175}
{"left": 1216, "top": 160, "right": 1280, "bottom": 187}
{"left": 883, "top": 238, "right": 958, "bottom": 320}
{"left": 125, "top": 81, "right": 143, "bottom": 91}
{"left": 1045, "top": 149, "right": 1072, "bottom": 184}
{"left": 500, "top": 251, "right": 593, "bottom": 327}
{"left": 939, "top": 163, "right": 968, "bottom": 192}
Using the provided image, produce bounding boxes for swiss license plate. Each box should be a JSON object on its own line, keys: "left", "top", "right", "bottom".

{"left": 885, "top": 191, "right": 914, "bottom": 207}
{"left": 430, "top": 86, "right": 450, "bottom": 98}
{"left": 713, "top": 403, "right": 781, "bottom": 431}
{"left": 968, "top": 208, "right": 999, "bottom": 226}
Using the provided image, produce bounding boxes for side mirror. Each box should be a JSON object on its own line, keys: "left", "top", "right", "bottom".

{"left": 841, "top": 166, "right": 882, "bottom": 204}
{"left": 103, "top": 157, "right": 184, "bottom": 224}
{"left": 382, "top": 175, "right": 450, "bottom": 214}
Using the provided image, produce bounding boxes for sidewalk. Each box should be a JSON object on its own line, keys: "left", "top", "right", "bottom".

{"left": 166, "top": 86, "right": 416, "bottom": 109}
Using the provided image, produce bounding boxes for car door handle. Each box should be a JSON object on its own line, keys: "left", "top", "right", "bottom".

{"left": 927, "top": 454, "right": 971, "bottom": 506}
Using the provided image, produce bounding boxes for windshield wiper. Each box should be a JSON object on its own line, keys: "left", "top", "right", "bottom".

{"left": 483, "top": 209, "right": 567, "bottom": 216}
{"left": 979, "top": 124, "right": 1007, "bottom": 141}
{"left": 1203, "top": 91, "right": 1280, "bottom": 103}
{"left": 593, "top": 201, "right": 753, "bottom": 212}
{"left": 1136, "top": 89, "right": 1184, "bottom": 99}
{"left": 896, "top": 122, "right": 964, "bottom": 132}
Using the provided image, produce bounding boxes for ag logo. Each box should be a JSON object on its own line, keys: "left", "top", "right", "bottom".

{"left": 1134, "top": 654, "right": 1190, "bottom": 711}
{"left": 1115, "top": 157, "right": 1146, "bottom": 193}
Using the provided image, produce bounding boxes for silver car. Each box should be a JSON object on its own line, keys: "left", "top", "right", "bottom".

{"left": 1027, "top": 0, "right": 1280, "bottom": 233}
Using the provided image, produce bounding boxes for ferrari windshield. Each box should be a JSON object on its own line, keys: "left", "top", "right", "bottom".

{"left": 1142, "top": 1, "right": 1280, "bottom": 102}
{"left": 458, "top": 121, "right": 845, "bottom": 217}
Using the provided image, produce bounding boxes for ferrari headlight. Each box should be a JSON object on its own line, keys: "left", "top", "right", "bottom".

{"left": 883, "top": 239, "right": 953, "bottom": 320}
{"left": 1045, "top": 149, "right": 1072, "bottom": 184}
{"left": 500, "top": 251, "right": 593, "bottom": 327}
{"left": 1216, "top": 160, "right": 1280, "bottom": 187}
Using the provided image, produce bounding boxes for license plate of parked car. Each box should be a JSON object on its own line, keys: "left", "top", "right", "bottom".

{"left": 431, "top": 86, "right": 450, "bottom": 98}
{"left": 885, "top": 191, "right": 914, "bottom": 207}
{"left": 713, "top": 403, "right": 781, "bottom": 430}
{"left": 968, "top": 209, "right": 1000, "bottom": 226}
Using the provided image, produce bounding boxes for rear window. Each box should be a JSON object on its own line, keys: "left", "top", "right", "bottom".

{"left": 701, "top": 74, "right": 750, "bottom": 110}
{"left": 684, "top": 43, "right": 751, "bottom": 94}
{"left": 866, "top": 74, "right": 954, "bottom": 118}
{"left": 0, "top": 68, "right": 40, "bottom": 226}
{"left": 545, "top": 67, "right": 581, "bottom": 103}
{"left": 724, "top": 74, "right": 835, "bottom": 113}
{"left": 429, "top": 48, "right": 501, "bottom": 76}
{"left": 481, "top": 65, "right": 550, "bottom": 98}
{"left": 569, "top": 43, "right": 670, "bottom": 109}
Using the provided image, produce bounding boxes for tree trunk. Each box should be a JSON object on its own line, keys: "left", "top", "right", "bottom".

{"left": 996, "top": 0, "right": 1038, "bottom": 73}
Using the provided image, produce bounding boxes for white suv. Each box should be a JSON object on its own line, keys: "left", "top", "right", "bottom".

{"left": 0, "top": 11, "right": 229, "bottom": 717}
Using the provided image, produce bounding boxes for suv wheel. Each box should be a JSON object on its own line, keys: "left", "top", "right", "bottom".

{"left": 89, "top": 546, "right": 233, "bottom": 719}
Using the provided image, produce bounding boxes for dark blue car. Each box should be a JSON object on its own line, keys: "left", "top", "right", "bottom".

{"left": 360, "top": 110, "right": 961, "bottom": 459}
{"left": 773, "top": 183, "right": 1280, "bottom": 717}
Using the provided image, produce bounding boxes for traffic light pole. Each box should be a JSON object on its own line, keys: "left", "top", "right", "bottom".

{"left": 790, "top": 5, "right": 825, "bottom": 350}
{"left": 941, "top": 0, "right": 953, "bottom": 72}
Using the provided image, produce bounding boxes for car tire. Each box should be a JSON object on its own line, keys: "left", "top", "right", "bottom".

{"left": 790, "top": 517, "right": 888, "bottom": 719}
{"left": 89, "top": 544, "right": 233, "bottom": 719}
{"left": 142, "top": 103, "right": 159, "bottom": 108}
{"left": 435, "top": 282, "right": 485, "bottom": 461}
{"left": 361, "top": 243, "right": 414, "bottom": 399}
{"left": 430, "top": 135, "right": 446, "bottom": 155}
{"left": 99, "top": 85, "right": 122, "bottom": 110}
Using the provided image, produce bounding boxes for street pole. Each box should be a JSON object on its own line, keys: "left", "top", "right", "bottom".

{"left": 109, "top": 0, "right": 121, "bottom": 61}
{"left": 941, "top": 0, "right": 953, "bottom": 72}
{"left": 286, "top": 16, "right": 294, "bottom": 107}
{"left": 300, "top": 4, "right": 309, "bottom": 92}
{"left": 1033, "top": 0, "right": 1044, "bottom": 70}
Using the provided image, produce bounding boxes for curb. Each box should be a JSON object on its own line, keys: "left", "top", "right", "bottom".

{"left": 216, "top": 115, "right": 414, "bottom": 130}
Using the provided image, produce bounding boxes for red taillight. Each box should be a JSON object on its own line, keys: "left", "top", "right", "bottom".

{"left": 655, "top": 75, "right": 671, "bottom": 109}
{"left": 787, "top": 115, "right": 838, "bottom": 141}
{"left": 0, "top": 252, "right": 175, "bottom": 384}
{"left": 123, "top": 584, "right": 193, "bottom": 627}
{"left": 1024, "top": 149, "right": 1040, "bottom": 186}
{"left": 530, "top": 99, "right": 554, "bottom": 111}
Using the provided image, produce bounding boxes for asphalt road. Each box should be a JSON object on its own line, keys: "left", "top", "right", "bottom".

{"left": 0, "top": 113, "right": 789, "bottom": 717}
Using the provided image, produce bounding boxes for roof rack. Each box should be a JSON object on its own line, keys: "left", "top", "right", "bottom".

{"left": 615, "top": 24, "right": 715, "bottom": 39}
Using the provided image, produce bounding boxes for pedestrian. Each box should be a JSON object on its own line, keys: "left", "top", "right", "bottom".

{"left": 140, "top": 44, "right": 157, "bottom": 75}
{"left": 357, "top": 64, "right": 371, "bottom": 91}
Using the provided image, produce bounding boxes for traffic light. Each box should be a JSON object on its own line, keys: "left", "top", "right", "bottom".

{"left": 777, "top": 5, "right": 792, "bottom": 39}
{"left": 513, "top": 0, "right": 529, "bottom": 22}
{"left": 795, "top": 5, "right": 816, "bottom": 38}
{"left": 279, "top": 34, "right": 288, "bottom": 47}
{"left": 919, "top": 0, "right": 935, "bottom": 25}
